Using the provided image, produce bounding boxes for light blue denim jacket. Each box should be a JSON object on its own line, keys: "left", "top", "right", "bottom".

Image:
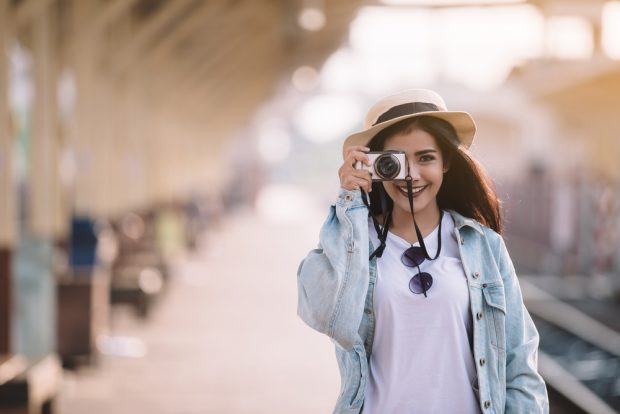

{"left": 297, "top": 188, "right": 549, "bottom": 414}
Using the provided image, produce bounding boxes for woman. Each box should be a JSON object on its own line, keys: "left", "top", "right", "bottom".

{"left": 296, "top": 89, "right": 548, "bottom": 413}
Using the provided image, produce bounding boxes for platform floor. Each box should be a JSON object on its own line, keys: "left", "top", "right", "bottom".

{"left": 58, "top": 208, "right": 340, "bottom": 414}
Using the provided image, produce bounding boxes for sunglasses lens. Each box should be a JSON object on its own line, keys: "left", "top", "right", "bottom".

{"left": 409, "top": 272, "right": 433, "bottom": 294}
{"left": 401, "top": 246, "right": 426, "bottom": 267}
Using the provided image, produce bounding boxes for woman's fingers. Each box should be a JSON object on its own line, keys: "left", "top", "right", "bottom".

{"left": 349, "top": 169, "right": 372, "bottom": 180}
{"left": 340, "top": 145, "right": 372, "bottom": 192}
{"left": 341, "top": 176, "right": 360, "bottom": 191}
{"left": 344, "top": 147, "right": 370, "bottom": 168}
{"left": 344, "top": 145, "right": 370, "bottom": 160}
{"left": 339, "top": 163, "right": 370, "bottom": 183}
{"left": 340, "top": 172, "right": 373, "bottom": 193}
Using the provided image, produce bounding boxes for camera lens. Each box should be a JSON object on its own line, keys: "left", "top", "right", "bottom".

{"left": 375, "top": 154, "right": 401, "bottom": 180}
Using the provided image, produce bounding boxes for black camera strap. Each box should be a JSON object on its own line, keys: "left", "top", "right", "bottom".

{"left": 361, "top": 190, "right": 391, "bottom": 260}
{"left": 405, "top": 176, "right": 442, "bottom": 260}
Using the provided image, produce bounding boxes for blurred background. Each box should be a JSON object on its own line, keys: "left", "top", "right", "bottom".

{"left": 0, "top": 0, "right": 620, "bottom": 413}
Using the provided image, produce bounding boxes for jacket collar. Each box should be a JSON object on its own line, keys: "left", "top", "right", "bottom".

{"left": 447, "top": 209, "right": 484, "bottom": 235}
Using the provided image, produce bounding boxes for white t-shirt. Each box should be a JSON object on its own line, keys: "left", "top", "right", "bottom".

{"left": 363, "top": 211, "right": 481, "bottom": 414}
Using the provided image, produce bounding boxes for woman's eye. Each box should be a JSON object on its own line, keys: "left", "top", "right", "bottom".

{"left": 420, "top": 155, "right": 435, "bottom": 162}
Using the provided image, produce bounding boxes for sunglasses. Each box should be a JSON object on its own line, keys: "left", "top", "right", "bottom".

{"left": 401, "top": 246, "right": 433, "bottom": 297}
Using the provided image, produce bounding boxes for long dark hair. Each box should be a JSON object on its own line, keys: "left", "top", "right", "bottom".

{"left": 367, "top": 116, "right": 503, "bottom": 234}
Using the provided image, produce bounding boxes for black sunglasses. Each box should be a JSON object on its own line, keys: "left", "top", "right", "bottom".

{"left": 401, "top": 245, "right": 433, "bottom": 297}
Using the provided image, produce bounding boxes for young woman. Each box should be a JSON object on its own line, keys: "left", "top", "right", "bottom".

{"left": 296, "top": 89, "right": 548, "bottom": 413}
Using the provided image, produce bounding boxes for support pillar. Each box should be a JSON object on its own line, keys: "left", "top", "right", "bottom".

{"left": 30, "top": 0, "right": 60, "bottom": 239}
{"left": 71, "top": 0, "right": 98, "bottom": 216}
{"left": 0, "top": 0, "right": 16, "bottom": 355}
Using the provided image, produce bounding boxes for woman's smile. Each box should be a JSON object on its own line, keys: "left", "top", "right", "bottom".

{"left": 395, "top": 184, "right": 428, "bottom": 198}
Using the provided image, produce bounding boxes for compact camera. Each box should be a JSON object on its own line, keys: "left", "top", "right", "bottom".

{"left": 355, "top": 151, "right": 407, "bottom": 181}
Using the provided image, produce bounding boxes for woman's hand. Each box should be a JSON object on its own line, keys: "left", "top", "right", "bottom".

{"left": 338, "top": 146, "right": 372, "bottom": 193}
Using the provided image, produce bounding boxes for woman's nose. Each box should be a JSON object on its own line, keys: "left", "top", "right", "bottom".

{"left": 408, "top": 162, "right": 421, "bottom": 179}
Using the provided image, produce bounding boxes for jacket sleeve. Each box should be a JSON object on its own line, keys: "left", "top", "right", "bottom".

{"left": 296, "top": 188, "right": 370, "bottom": 352}
{"left": 495, "top": 235, "right": 550, "bottom": 413}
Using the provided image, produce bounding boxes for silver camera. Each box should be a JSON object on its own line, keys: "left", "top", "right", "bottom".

{"left": 355, "top": 151, "right": 407, "bottom": 181}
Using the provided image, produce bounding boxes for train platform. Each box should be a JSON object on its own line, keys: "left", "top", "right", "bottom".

{"left": 57, "top": 207, "right": 339, "bottom": 414}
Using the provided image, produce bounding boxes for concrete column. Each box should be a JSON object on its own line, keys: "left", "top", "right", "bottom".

{"left": 0, "top": 0, "right": 16, "bottom": 355}
{"left": 69, "top": 0, "right": 139, "bottom": 217}
{"left": 8, "top": 0, "right": 58, "bottom": 359}
{"left": 0, "top": 0, "right": 16, "bottom": 247}
{"left": 106, "top": 13, "right": 153, "bottom": 214}
{"left": 89, "top": 68, "right": 113, "bottom": 218}
{"left": 71, "top": 0, "right": 98, "bottom": 216}
{"left": 30, "top": 0, "right": 60, "bottom": 239}
{"left": 126, "top": 77, "right": 152, "bottom": 210}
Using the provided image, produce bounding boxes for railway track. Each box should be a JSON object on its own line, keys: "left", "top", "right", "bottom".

{"left": 521, "top": 278, "right": 620, "bottom": 414}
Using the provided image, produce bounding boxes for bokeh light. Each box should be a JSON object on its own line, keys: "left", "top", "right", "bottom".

{"left": 298, "top": 7, "right": 326, "bottom": 31}
{"left": 603, "top": 1, "right": 620, "bottom": 59}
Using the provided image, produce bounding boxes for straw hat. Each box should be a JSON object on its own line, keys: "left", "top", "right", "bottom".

{"left": 343, "top": 89, "right": 476, "bottom": 156}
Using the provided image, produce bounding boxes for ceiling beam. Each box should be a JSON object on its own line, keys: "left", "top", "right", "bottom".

{"left": 13, "top": 0, "right": 54, "bottom": 28}
{"left": 129, "top": 0, "right": 226, "bottom": 74}
{"left": 127, "top": 2, "right": 252, "bottom": 107}
{"left": 152, "top": 2, "right": 271, "bottom": 104}
{"left": 181, "top": 24, "right": 279, "bottom": 109}
{"left": 179, "top": 42, "right": 278, "bottom": 121}
{"left": 110, "top": 0, "right": 198, "bottom": 76}
{"left": 90, "top": 0, "right": 142, "bottom": 35}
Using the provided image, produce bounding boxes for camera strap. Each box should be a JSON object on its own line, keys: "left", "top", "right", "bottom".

{"left": 361, "top": 190, "right": 391, "bottom": 260}
{"left": 405, "top": 175, "right": 442, "bottom": 260}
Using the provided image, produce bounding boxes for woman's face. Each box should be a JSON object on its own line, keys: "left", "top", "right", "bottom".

{"left": 382, "top": 128, "right": 446, "bottom": 218}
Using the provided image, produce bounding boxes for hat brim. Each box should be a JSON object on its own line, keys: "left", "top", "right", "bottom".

{"left": 342, "top": 111, "right": 476, "bottom": 158}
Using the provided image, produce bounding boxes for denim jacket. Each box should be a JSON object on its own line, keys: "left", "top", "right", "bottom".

{"left": 297, "top": 188, "right": 549, "bottom": 414}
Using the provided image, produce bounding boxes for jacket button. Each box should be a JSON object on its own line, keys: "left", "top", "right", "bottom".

{"left": 344, "top": 194, "right": 353, "bottom": 201}
{"left": 484, "top": 400, "right": 491, "bottom": 408}
{"left": 479, "top": 358, "right": 486, "bottom": 366}
{"left": 473, "top": 271, "right": 480, "bottom": 279}
{"left": 482, "top": 283, "right": 488, "bottom": 288}
{"left": 364, "top": 308, "right": 371, "bottom": 315}
{"left": 476, "top": 312, "right": 483, "bottom": 320}
{"left": 460, "top": 238, "right": 465, "bottom": 245}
